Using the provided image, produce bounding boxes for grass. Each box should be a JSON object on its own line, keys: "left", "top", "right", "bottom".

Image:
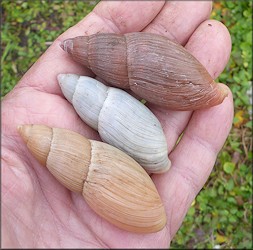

{"left": 1, "top": 0, "right": 252, "bottom": 249}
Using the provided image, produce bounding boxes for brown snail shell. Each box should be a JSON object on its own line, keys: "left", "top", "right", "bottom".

{"left": 18, "top": 124, "right": 167, "bottom": 233}
{"left": 60, "top": 32, "right": 228, "bottom": 110}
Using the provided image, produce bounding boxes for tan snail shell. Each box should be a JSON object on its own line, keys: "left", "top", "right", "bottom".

{"left": 18, "top": 124, "right": 167, "bottom": 233}
{"left": 60, "top": 32, "right": 228, "bottom": 110}
{"left": 57, "top": 74, "right": 170, "bottom": 174}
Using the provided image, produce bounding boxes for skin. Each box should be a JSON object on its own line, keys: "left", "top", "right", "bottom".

{"left": 2, "top": 1, "right": 234, "bottom": 248}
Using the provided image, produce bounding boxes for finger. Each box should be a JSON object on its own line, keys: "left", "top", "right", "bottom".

{"left": 185, "top": 19, "right": 232, "bottom": 79}
{"left": 153, "top": 86, "right": 234, "bottom": 238}
{"left": 85, "top": 1, "right": 165, "bottom": 34}
{"left": 18, "top": 1, "right": 165, "bottom": 94}
{"left": 143, "top": 1, "right": 212, "bottom": 45}
{"left": 149, "top": 19, "right": 232, "bottom": 152}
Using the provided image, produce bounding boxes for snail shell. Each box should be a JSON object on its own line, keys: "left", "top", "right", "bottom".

{"left": 60, "top": 32, "right": 228, "bottom": 111}
{"left": 57, "top": 74, "right": 170, "bottom": 174}
{"left": 18, "top": 124, "right": 167, "bottom": 233}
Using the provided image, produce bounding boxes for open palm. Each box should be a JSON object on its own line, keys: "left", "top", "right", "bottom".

{"left": 2, "top": 1, "right": 234, "bottom": 248}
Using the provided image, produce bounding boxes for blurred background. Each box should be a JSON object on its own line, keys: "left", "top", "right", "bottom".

{"left": 1, "top": 1, "right": 252, "bottom": 248}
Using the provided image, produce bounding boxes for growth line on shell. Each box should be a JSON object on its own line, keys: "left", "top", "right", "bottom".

{"left": 83, "top": 140, "right": 94, "bottom": 188}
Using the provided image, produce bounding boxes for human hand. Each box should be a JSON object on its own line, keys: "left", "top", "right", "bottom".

{"left": 2, "top": 1, "right": 233, "bottom": 248}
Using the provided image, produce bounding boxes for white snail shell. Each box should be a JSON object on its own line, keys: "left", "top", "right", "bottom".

{"left": 57, "top": 74, "right": 170, "bottom": 174}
